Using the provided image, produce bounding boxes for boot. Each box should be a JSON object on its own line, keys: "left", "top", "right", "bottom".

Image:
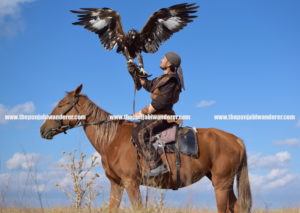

{"left": 145, "top": 163, "right": 168, "bottom": 177}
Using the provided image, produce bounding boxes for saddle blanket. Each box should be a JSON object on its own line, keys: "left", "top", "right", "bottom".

{"left": 151, "top": 125, "right": 199, "bottom": 158}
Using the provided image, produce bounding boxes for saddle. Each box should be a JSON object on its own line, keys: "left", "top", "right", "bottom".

{"left": 151, "top": 125, "right": 199, "bottom": 158}
{"left": 149, "top": 124, "right": 198, "bottom": 190}
{"left": 131, "top": 123, "right": 198, "bottom": 190}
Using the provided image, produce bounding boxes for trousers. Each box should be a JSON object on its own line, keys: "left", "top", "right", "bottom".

{"left": 132, "top": 119, "right": 173, "bottom": 169}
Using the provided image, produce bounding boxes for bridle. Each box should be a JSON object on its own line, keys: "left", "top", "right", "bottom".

{"left": 49, "top": 94, "right": 109, "bottom": 134}
{"left": 49, "top": 94, "right": 81, "bottom": 134}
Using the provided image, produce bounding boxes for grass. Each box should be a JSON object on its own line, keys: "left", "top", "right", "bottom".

{"left": 0, "top": 207, "right": 299, "bottom": 213}
{"left": 1, "top": 150, "right": 299, "bottom": 213}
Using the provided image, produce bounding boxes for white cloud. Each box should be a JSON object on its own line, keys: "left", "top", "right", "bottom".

{"left": 275, "top": 138, "right": 300, "bottom": 147}
{"left": 6, "top": 152, "right": 40, "bottom": 170}
{"left": 1, "top": 150, "right": 300, "bottom": 208}
{"left": 266, "top": 169, "right": 287, "bottom": 180}
{"left": 249, "top": 174, "right": 266, "bottom": 191}
{"left": 0, "top": 173, "right": 11, "bottom": 185}
{"left": 249, "top": 151, "right": 291, "bottom": 170}
{"left": 0, "top": 0, "right": 35, "bottom": 37}
{"left": 0, "top": 101, "right": 35, "bottom": 124}
{"left": 248, "top": 151, "right": 299, "bottom": 200}
{"left": 265, "top": 174, "right": 295, "bottom": 189}
{"left": 250, "top": 169, "right": 297, "bottom": 191}
{"left": 2, "top": 151, "right": 105, "bottom": 195}
{"left": 196, "top": 100, "right": 216, "bottom": 108}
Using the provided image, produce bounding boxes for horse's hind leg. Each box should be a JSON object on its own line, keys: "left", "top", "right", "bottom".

{"left": 124, "top": 179, "right": 143, "bottom": 209}
{"left": 212, "top": 176, "right": 234, "bottom": 213}
{"left": 228, "top": 189, "right": 238, "bottom": 213}
{"left": 108, "top": 181, "right": 124, "bottom": 211}
{"left": 214, "top": 188, "right": 230, "bottom": 213}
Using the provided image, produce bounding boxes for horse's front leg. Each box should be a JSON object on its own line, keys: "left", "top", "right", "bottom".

{"left": 108, "top": 180, "right": 124, "bottom": 211}
{"left": 123, "top": 178, "right": 143, "bottom": 209}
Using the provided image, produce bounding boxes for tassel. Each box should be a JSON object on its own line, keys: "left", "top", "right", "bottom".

{"left": 176, "top": 66, "right": 185, "bottom": 90}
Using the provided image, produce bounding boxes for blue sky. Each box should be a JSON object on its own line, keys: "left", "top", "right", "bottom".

{"left": 0, "top": 0, "right": 299, "bottom": 209}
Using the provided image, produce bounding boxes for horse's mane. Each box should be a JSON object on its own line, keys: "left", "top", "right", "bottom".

{"left": 80, "top": 94, "right": 120, "bottom": 147}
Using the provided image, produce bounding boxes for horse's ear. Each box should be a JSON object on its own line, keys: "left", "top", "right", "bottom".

{"left": 74, "top": 84, "right": 83, "bottom": 96}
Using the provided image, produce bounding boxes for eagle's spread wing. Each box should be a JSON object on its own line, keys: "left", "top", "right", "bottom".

{"left": 70, "top": 8, "right": 125, "bottom": 50}
{"left": 140, "top": 3, "right": 199, "bottom": 53}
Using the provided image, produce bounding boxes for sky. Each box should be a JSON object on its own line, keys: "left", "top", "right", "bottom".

{"left": 0, "top": 0, "right": 300, "bottom": 209}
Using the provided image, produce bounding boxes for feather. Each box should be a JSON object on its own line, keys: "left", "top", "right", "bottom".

{"left": 70, "top": 8, "right": 125, "bottom": 51}
{"left": 139, "top": 3, "right": 199, "bottom": 53}
{"left": 71, "top": 3, "right": 199, "bottom": 60}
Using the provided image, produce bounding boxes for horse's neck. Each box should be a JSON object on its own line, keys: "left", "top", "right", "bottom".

{"left": 81, "top": 115, "right": 104, "bottom": 155}
{"left": 77, "top": 97, "right": 118, "bottom": 156}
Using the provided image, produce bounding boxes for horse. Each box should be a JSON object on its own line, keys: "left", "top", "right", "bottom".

{"left": 40, "top": 84, "right": 252, "bottom": 213}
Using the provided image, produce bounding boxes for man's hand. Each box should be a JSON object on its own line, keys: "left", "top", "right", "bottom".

{"left": 140, "top": 78, "right": 146, "bottom": 85}
{"left": 132, "top": 111, "right": 143, "bottom": 119}
{"left": 141, "top": 104, "right": 156, "bottom": 114}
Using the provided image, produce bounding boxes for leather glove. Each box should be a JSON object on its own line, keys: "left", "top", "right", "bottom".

{"left": 127, "top": 61, "right": 139, "bottom": 74}
{"left": 126, "top": 61, "right": 142, "bottom": 90}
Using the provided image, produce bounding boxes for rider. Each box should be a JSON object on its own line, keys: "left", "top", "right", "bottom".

{"left": 128, "top": 52, "right": 184, "bottom": 177}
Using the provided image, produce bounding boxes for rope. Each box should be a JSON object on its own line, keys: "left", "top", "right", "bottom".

{"left": 133, "top": 85, "right": 137, "bottom": 114}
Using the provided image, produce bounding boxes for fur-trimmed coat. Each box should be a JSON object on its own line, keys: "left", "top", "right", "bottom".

{"left": 142, "top": 73, "right": 181, "bottom": 112}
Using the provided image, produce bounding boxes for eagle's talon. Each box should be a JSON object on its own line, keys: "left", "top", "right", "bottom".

{"left": 138, "top": 68, "right": 152, "bottom": 78}
{"left": 139, "top": 67, "right": 147, "bottom": 75}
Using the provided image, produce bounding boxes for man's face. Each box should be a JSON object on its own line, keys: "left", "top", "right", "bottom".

{"left": 160, "top": 56, "right": 171, "bottom": 70}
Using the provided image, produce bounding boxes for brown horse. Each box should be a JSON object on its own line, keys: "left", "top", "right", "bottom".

{"left": 40, "top": 84, "right": 252, "bottom": 213}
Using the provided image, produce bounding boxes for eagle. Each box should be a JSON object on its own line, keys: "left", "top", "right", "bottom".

{"left": 71, "top": 3, "right": 199, "bottom": 74}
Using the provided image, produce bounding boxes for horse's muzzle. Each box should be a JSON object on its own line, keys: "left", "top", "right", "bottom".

{"left": 40, "top": 126, "right": 54, "bottom": 140}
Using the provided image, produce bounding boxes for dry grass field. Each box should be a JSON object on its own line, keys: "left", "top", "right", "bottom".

{"left": 1, "top": 151, "right": 299, "bottom": 213}
{"left": 0, "top": 207, "right": 299, "bottom": 213}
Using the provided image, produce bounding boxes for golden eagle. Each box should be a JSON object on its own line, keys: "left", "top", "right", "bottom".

{"left": 71, "top": 3, "right": 198, "bottom": 73}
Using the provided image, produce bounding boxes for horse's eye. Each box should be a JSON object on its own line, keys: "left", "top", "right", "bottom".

{"left": 58, "top": 104, "right": 64, "bottom": 108}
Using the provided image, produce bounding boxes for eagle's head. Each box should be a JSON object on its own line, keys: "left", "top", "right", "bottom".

{"left": 127, "top": 29, "right": 139, "bottom": 44}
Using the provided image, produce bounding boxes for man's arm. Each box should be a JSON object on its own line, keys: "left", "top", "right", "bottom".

{"left": 133, "top": 77, "right": 178, "bottom": 118}
{"left": 140, "top": 77, "right": 154, "bottom": 92}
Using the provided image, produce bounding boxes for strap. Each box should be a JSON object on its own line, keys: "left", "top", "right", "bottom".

{"left": 133, "top": 85, "right": 137, "bottom": 114}
{"left": 173, "top": 124, "right": 181, "bottom": 190}
{"left": 174, "top": 144, "right": 181, "bottom": 190}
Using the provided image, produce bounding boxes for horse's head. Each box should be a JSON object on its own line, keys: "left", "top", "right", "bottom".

{"left": 40, "top": 84, "right": 84, "bottom": 139}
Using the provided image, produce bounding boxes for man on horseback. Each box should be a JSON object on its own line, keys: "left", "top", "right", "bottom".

{"left": 128, "top": 52, "right": 184, "bottom": 177}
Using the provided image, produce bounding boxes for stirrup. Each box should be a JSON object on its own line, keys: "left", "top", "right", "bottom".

{"left": 145, "top": 164, "right": 168, "bottom": 178}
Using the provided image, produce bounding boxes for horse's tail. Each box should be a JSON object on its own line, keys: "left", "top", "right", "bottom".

{"left": 236, "top": 139, "right": 252, "bottom": 213}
